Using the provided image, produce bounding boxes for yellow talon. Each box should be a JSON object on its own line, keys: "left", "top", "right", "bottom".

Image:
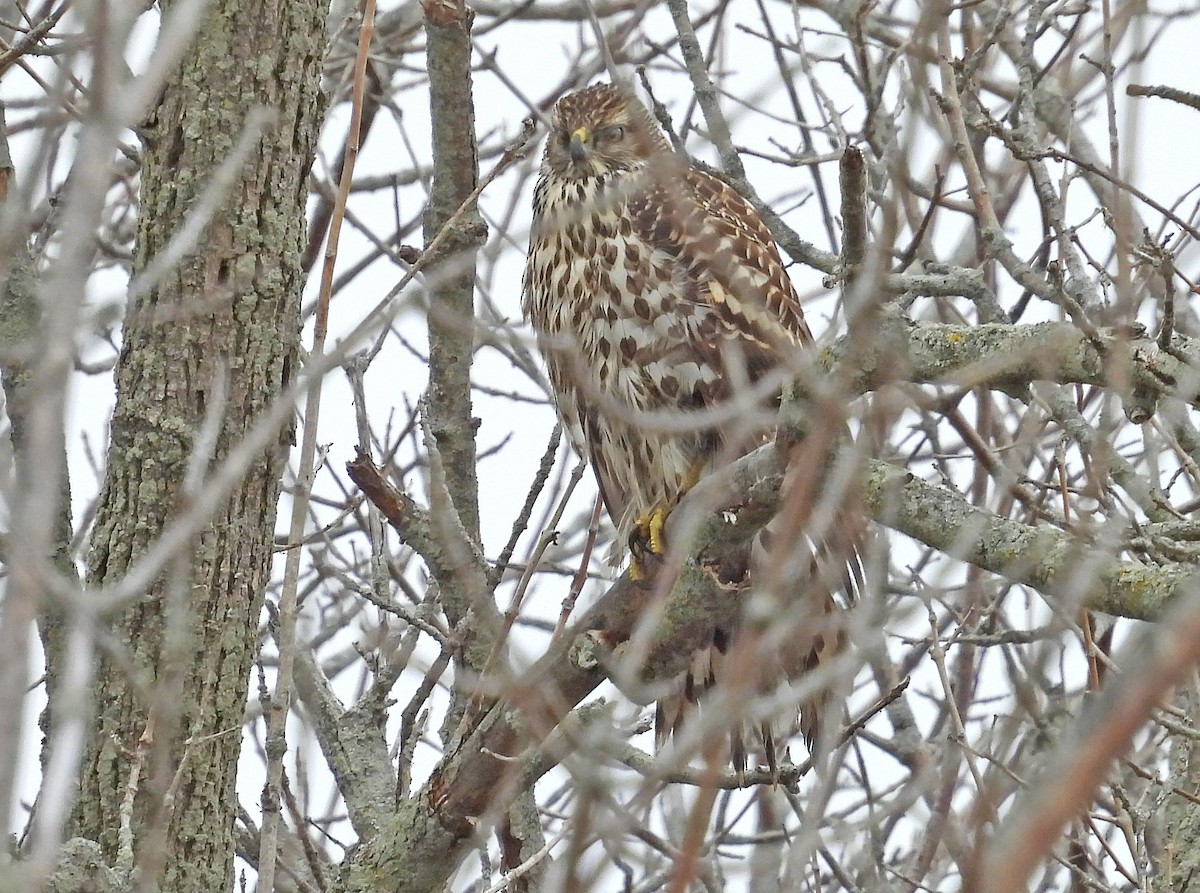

{"left": 629, "top": 504, "right": 671, "bottom": 580}
{"left": 644, "top": 505, "right": 669, "bottom": 555}
{"left": 629, "top": 556, "right": 648, "bottom": 582}
{"left": 627, "top": 460, "right": 708, "bottom": 581}
{"left": 632, "top": 503, "right": 671, "bottom": 555}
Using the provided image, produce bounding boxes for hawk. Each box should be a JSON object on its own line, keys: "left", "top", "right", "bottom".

{"left": 523, "top": 83, "right": 857, "bottom": 775}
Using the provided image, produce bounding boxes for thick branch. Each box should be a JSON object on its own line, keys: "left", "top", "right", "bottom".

{"left": 422, "top": 0, "right": 484, "bottom": 550}
{"left": 292, "top": 649, "right": 394, "bottom": 842}
{"left": 0, "top": 95, "right": 76, "bottom": 850}
{"left": 340, "top": 551, "right": 743, "bottom": 891}
{"left": 420, "top": 0, "right": 510, "bottom": 744}
{"left": 862, "top": 459, "right": 1187, "bottom": 621}
{"left": 821, "top": 313, "right": 1199, "bottom": 407}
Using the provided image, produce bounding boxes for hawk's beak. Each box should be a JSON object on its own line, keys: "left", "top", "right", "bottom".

{"left": 568, "top": 127, "right": 591, "bottom": 163}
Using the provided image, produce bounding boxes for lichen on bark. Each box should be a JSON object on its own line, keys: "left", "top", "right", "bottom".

{"left": 66, "top": 0, "right": 327, "bottom": 889}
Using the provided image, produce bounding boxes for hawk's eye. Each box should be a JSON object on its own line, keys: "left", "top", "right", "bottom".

{"left": 597, "top": 125, "right": 625, "bottom": 143}
{"left": 558, "top": 130, "right": 571, "bottom": 148}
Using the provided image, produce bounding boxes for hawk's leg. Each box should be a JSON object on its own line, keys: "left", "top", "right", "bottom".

{"left": 628, "top": 457, "right": 707, "bottom": 580}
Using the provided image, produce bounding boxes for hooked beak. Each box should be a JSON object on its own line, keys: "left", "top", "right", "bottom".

{"left": 568, "top": 127, "right": 591, "bottom": 163}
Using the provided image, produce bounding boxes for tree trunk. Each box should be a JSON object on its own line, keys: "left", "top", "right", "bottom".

{"left": 67, "top": 1, "right": 326, "bottom": 889}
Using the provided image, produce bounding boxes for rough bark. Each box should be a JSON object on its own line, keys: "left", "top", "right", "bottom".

{"left": 1152, "top": 689, "right": 1200, "bottom": 893}
{"left": 67, "top": 0, "right": 326, "bottom": 890}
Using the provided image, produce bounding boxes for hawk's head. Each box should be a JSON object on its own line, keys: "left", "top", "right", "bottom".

{"left": 543, "top": 83, "right": 669, "bottom": 181}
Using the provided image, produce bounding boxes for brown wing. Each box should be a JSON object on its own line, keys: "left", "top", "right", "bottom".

{"left": 629, "top": 160, "right": 814, "bottom": 367}
{"left": 633, "top": 159, "right": 864, "bottom": 579}
{"left": 631, "top": 160, "right": 864, "bottom": 769}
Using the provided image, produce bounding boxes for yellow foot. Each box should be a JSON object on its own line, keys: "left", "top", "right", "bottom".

{"left": 639, "top": 504, "right": 671, "bottom": 555}
{"left": 629, "top": 503, "right": 671, "bottom": 581}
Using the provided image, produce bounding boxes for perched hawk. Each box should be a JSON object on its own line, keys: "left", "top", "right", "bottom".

{"left": 523, "top": 83, "right": 856, "bottom": 775}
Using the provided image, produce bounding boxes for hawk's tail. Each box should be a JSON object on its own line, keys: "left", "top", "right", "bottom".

{"left": 652, "top": 426, "right": 866, "bottom": 779}
{"left": 652, "top": 529, "right": 855, "bottom": 779}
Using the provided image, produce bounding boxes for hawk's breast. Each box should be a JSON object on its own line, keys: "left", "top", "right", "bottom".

{"left": 525, "top": 173, "right": 722, "bottom": 412}
{"left": 523, "top": 169, "right": 719, "bottom": 537}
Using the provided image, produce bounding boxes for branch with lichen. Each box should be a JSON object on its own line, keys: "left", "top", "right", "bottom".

{"left": 818, "top": 311, "right": 1200, "bottom": 416}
